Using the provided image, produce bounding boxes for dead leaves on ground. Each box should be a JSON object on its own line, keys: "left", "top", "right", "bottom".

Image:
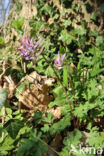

{"left": 0, "top": 70, "right": 61, "bottom": 119}
{"left": 17, "top": 71, "right": 61, "bottom": 119}
{"left": 17, "top": 84, "right": 53, "bottom": 111}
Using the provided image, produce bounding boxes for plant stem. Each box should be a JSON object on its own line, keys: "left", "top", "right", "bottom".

{"left": 42, "top": 54, "right": 73, "bottom": 119}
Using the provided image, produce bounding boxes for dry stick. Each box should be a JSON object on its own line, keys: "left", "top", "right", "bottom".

{"left": 42, "top": 54, "right": 73, "bottom": 119}
{"left": 24, "top": 62, "right": 26, "bottom": 73}
{"left": 1, "top": 107, "right": 5, "bottom": 141}
{"left": 0, "top": 61, "right": 9, "bottom": 140}
{"left": 33, "top": 135, "right": 61, "bottom": 156}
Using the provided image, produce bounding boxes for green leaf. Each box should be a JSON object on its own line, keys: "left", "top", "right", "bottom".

{"left": 91, "top": 12, "right": 97, "bottom": 21}
{"left": 42, "top": 113, "right": 54, "bottom": 123}
{"left": 100, "top": 4, "right": 104, "bottom": 12}
{"left": 41, "top": 124, "right": 50, "bottom": 132}
{"left": 50, "top": 114, "right": 71, "bottom": 134}
{"left": 6, "top": 108, "right": 12, "bottom": 115}
{"left": 53, "top": 13, "right": 59, "bottom": 20}
{"left": 59, "top": 30, "right": 75, "bottom": 45}
{"left": 60, "top": 129, "right": 82, "bottom": 156}
{"left": 0, "top": 88, "right": 8, "bottom": 109}
{"left": 0, "top": 136, "right": 14, "bottom": 155}
{"left": 45, "top": 66, "right": 54, "bottom": 76}
{"left": 29, "top": 20, "right": 45, "bottom": 34}
{"left": 53, "top": 86, "right": 65, "bottom": 97}
{"left": 90, "top": 30, "right": 98, "bottom": 37}
{"left": 41, "top": 4, "right": 52, "bottom": 16}
{"left": 15, "top": 1, "right": 22, "bottom": 12}
{"left": 61, "top": 8, "right": 72, "bottom": 16}
{"left": 73, "top": 28, "right": 87, "bottom": 36}
{"left": 15, "top": 81, "right": 27, "bottom": 97}
{"left": 0, "top": 37, "right": 5, "bottom": 46}
{"left": 12, "top": 17, "right": 24, "bottom": 31}
{"left": 49, "top": 86, "right": 67, "bottom": 107}
{"left": 61, "top": 19, "right": 71, "bottom": 28}
{"left": 88, "top": 127, "right": 104, "bottom": 148}
{"left": 5, "top": 119, "right": 24, "bottom": 139}
{"left": 96, "top": 36, "right": 104, "bottom": 46}
{"left": 16, "top": 129, "right": 48, "bottom": 156}
{"left": 33, "top": 112, "right": 43, "bottom": 125}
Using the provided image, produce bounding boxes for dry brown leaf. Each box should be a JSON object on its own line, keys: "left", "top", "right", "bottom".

{"left": 98, "top": 85, "right": 102, "bottom": 90}
{"left": 70, "top": 63, "right": 76, "bottom": 71}
{"left": 18, "top": 71, "right": 55, "bottom": 85}
{"left": 52, "top": 0, "right": 63, "bottom": 12}
{"left": 17, "top": 84, "right": 53, "bottom": 111}
{"left": 3, "top": 75, "right": 16, "bottom": 98}
{"left": 16, "top": 71, "right": 55, "bottom": 116}
{"left": 77, "top": 49, "right": 83, "bottom": 54}
{"left": 48, "top": 107, "right": 61, "bottom": 119}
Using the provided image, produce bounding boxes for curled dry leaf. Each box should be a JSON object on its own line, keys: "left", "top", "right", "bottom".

{"left": 18, "top": 71, "right": 55, "bottom": 85}
{"left": 70, "top": 63, "right": 76, "bottom": 71}
{"left": 17, "top": 84, "right": 53, "bottom": 112}
{"left": 98, "top": 84, "right": 102, "bottom": 90}
{"left": 77, "top": 49, "right": 83, "bottom": 54}
{"left": 3, "top": 75, "right": 16, "bottom": 98}
{"left": 17, "top": 71, "right": 55, "bottom": 116}
{"left": 48, "top": 107, "right": 61, "bottom": 119}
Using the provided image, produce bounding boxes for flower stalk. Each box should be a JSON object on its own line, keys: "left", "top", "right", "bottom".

{"left": 42, "top": 52, "right": 73, "bottom": 118}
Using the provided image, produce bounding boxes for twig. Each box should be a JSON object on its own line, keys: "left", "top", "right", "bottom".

{"left": 33, "top": 135, "right": 61, "bottom": 156}
{"left": 1, "top": 106, "right": 5, "bottom": 141}
{"left": 24, "top": 62, "right": 26, "bottom": 73}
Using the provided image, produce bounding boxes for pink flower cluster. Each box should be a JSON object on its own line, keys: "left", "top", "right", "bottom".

{"left": 17, "top": 37, "right": 43, "bottom": 60}
{"left": 17, "top": 36, "right": 66, "bottom": 69}
{"left": 54, "top": 51, "right": 66, "bottom": 70}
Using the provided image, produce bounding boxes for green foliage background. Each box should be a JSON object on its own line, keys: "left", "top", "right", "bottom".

{"left": 0, "top": 0, "right": 104, "bottom": 155}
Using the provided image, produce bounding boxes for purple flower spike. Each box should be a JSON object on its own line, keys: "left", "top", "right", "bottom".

{"left": 17, "top": 37, "right": 44, "bottom": 60}
{"left": 54, "top": 51, "right": 66, "bottom": 70}
{"left": 33, "top": 37, "right": 44, "bottom": 49}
